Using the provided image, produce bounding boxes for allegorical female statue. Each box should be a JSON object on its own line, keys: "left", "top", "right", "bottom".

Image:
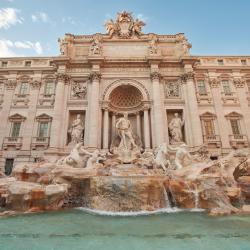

{"left": 69, "top": 114, "right": 84, "bottom": 145}
{"left": 169, "top": 113, "right": 184, "bottom": 144}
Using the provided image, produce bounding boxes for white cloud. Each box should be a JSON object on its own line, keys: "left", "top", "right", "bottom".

{"left": 135, "top": 13, "right": 148, "bottom": 22}
{"left": 62, "top": 16, "right": 76, "bottom": 25}
{"left": 31, "top": 12, "right": 49, "bottom": 23}
{"left": 0, "top": 8, "right": 23, "bottom": 29}
{"left": 0, "top": 39, "right": 43, "bottom": 57}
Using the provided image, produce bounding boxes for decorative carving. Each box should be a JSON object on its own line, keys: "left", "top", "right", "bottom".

{"left": 109, "top": 85, "right": 143, "bottom": 111}
{"left": 71, "top": 81, "right": 87, "bottom": 99}
{"left": 30, "top": 80, "right": 41, "bottom": 89}
{"left": 89, "top": 35, "right": 102, "bottom": 55}
{"left": 56, "top": 73, "right": 70, "bottom": 83}
{"left": 89, "top": 72, "right": 101, "bottom": 81}
{"left": 148, "top": 34, "right": 158, "bottom": 55}
{"left": 6, "top": 80, "right": 17, "bottom": 90}
{"left": 105, "top": 11, "right": 145, "bottom": 38}
{"left": 209, "top": 78, "right": 220, "bottom": 88}
{"left": 165, "top": 81, "right": 180, "bottom": 98}
{"left": 233, "top": 78, "right": 245, "bottom": 88}
{"left": 150, "top": 72, "right": 161, "bottom": 81}
{"left": 180, "top": 72, "right": 194, "bottom": 83}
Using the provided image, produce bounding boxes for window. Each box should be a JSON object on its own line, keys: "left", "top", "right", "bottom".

{"left": 38, "top": 122, "right": 49, "bottom": 138}
{"left": 204, "top": 120, "right": 215, "bottom": 136}
{"left": 241, "top": 59, "right": 247, "bottom": 65}
{"left": 44, "top": 82, "right": 55, "bottom": 95}
{"left": 19, "top": 82, "right": 29, "bottom": 95}
{"left": 4, "top": 159, "right": 14, "bottom": 176}
{"left": 230, "top": 119, "right": 241, "bottom": 135}
{"left": 0, "top": 83, "right": 4, "bottom": 93}
{"left": 25, "top": 61, "right": 31, "bottom": 67}
{"left": 222, "top": 80, "right": 231, "bottom": 95}
{"left": 197, "top": 80, "right": 207, "bottom": 95}
{"left": 11, "top": 122, "right": 21, "bottom": 138}
{"left": 1, "top": 61, "right": 7, "bottom": 68}
{"left": 218, "top": 59, "right": 224, "bottom": 65}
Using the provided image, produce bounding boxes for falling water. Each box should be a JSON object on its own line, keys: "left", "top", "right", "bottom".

{"left": 163, "top": 187, "right": 171, "bottom": 208}
{"left": 193, "top": 188, "right": 199, "bottom": 209}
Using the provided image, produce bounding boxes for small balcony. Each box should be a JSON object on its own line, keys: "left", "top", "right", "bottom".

{"left": 196, "top": 91, "right": 213, "bottom": 105}
{"left": 203, "top": 134, "right": 221, "bottom": 148}
{"left": 221, "top": 92, "right": 238, "bottom": 105}
{"left": 31, "top": 137, "right": 50, "bottom": 150}
{"left": 229, "top": 134, "right": 249, "bottom": 148}
{"left": 3, "top": 137, "right": 23, "bottom": 150}
{"left": 38, "top": 94, "right": 55, "bottom": 107}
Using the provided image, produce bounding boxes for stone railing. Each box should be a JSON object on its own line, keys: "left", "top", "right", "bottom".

{"left": 3, "top": 137, "right": 23, "bottom": 150}
{"left": 229, "top": 134, "right": 248, "bottom": 148}
{"left": 31, "top": 137, "right": 50, "bottom": 150}
{"left": 203, "top": 134, "right": 221, "bottom": 148}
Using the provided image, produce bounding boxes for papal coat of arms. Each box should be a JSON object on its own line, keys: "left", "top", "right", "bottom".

{"left": 105, "top": 11, "right": 145, "bottom": 38}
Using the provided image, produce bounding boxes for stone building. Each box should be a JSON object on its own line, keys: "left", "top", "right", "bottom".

{"left": 0, "top": 11, "right": 250, "bottom": 174}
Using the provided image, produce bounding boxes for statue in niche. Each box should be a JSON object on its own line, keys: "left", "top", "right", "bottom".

{"left": 68, "top": 114, "right": 84, "bottom": 145}
{"left": 169, "top": 113, "right": 184, "bottom": 144}
{"left": 116, "top": 112, "right": 137, "bottom": 150}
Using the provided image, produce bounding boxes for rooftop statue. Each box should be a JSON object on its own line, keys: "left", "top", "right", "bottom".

{"left": 105, "top": 11, "right": 145, "bottom": 38}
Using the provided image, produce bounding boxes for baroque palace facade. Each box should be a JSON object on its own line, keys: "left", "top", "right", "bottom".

{"left": 0, "top": 11, "right": 250, "bottom": 173}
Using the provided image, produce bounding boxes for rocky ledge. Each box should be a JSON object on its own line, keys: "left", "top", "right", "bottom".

{"left": 0, "top": 149, "right": 250, "bottom": 217}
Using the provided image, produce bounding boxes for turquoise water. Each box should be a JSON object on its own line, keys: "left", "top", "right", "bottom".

{"left": 0, "top": 209, "right": 249, "bottom": 250}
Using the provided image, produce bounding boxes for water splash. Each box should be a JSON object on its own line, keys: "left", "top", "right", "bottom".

{"left": 76, "top": 207, "right": 186, "bottom": 216}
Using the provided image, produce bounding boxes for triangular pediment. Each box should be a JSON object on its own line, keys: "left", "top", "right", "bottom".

{"left": 225, "top": 111, "right": 242, "bottom": 118}
{"left": 36, "top": 113, "right": 53, "bottom": 121}
{"left": 200, "top": 111, "right": 216, "bottom": 118}
{"left": 8, "top": 113, "right": 26, "bottom": 121}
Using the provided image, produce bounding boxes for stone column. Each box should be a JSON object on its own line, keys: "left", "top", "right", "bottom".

{"left": 136, "top": 112, "right": 141, "bottom": 139}
{"left": 0, "top": 79, "right": 16, "bottom": 146}
{"left": 143, "top": 107, "right": 150, "bottom": 149}
{"left": 22, "top": 79, "right": 41, "bottom": 151}
{"left": 49, "top": 73, "right": 69, "bottom": 149}
{"left": 233, "top": 77, "right": 250, "bottom": 142}
{"left": 181, "top": 71, "right": 203, "bottom": 147}
{"left": 209, "top": 77, "right": 230, "bottom": 150}
{"left": 111, "top": 112, "right": 116, "bottom": 138}
{"left": 151, "top": 71, "right": 165, "bottom": 147}
{"left": 87, "top": 72, "right": 101, "bottom": 149}
{"left": 103, "top": 108, "right": 109, "bottom": 150}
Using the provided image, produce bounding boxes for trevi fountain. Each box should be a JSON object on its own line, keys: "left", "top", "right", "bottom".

{"left": 0, "top": 11, "right": 249, "bottom": 250}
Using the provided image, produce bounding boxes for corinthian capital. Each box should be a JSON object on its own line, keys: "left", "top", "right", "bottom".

{"left": 180, "top": 71, "right": 194, "bottom": 83}
{"left": 150, "top": 71, "right": 161, "bottom": 81}
{"left": 56, "top": 73, "right": 70, "bottom": 83}
{"left": 89, "top": 72, "right": 102, "bottom": 81}
{"left": 233, "top": 78, "right": 245, "bottom": 88}
{"left": 6, "top": 80, "right": 17, "bottom": 90}
{"left": 208, "top": 78, "right": 220, "bottom": 88}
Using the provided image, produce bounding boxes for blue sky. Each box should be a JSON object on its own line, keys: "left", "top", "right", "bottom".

{"left": 0, "top": 0, "right": 250, "bottom": 57}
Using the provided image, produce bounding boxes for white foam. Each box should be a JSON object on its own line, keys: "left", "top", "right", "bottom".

{"left": 75, "top": 207, "right": 205, "bottom": 216}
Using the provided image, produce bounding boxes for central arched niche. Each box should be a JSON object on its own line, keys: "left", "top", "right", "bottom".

{"left": 109, "top": 85, "right": 143, "bottom": 112}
